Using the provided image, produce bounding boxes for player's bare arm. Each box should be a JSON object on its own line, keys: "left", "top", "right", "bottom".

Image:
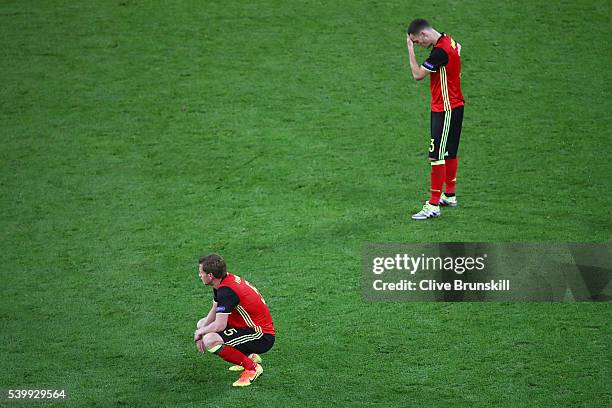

{"left": 194, "top": 313, "right": 229, "bottom": 341}
{"left": 406, "top": 34, "right": 430, "bottom": 81}
{"left": 194, "top": 313, "right": 228, "bottom": 352}
{"left": 196, "top": 301, "right": 218, "bottom": 329}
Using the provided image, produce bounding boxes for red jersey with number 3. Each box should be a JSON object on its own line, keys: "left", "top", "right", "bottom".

{"left": 215, "top": 273, "right": 275, "bottom": 335}
{"left": 421, "top": 33, "right": 464, "bottom": 112}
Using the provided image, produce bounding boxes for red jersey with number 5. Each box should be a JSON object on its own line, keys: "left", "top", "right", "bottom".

{"left": 215, "top": 273, "right": 275, "bottom": 335}
{"left": 421, "top": 33, "right": 464, "bottom": 112}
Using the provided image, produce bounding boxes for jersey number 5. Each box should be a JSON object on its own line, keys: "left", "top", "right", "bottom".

{"left": 224, "top": 328, "right": 238, "bottom": 336}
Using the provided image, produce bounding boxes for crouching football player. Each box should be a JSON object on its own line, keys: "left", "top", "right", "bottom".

{"left": 194, "top": 253, "right": 275, "bottom": 387}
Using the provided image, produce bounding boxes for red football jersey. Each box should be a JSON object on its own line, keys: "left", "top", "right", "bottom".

{"left": 421, "top": 33, "right": 464, "bottom": 112}
{"left": 214, "top": 273, "right": 275, "bottom": 335}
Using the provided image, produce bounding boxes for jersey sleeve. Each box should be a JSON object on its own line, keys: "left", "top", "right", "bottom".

{"left": 422, "top": 47, "right": 449, "bottom": 72}
{"left": 214, "top": 287, "right": 239, "bottom": 314}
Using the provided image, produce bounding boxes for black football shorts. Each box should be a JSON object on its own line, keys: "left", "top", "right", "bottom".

{"left": 218, "top": 327, "right": 275, "bottom": 355}
{"left": 429, "top": 105, "right": 464, "bottom": 161}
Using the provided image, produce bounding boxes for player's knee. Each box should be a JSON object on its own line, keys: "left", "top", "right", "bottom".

{"left": 196, "top": 318, "right": 207, "bottom": 329}
{"left": 202, "top": 333, "right": 224, "bottom": 352}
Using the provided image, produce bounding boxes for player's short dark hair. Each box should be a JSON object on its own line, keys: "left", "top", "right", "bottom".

{"left": 407, "top": 18, "right": 431, "bottom": 35}
{"left": 199, "top": 253, "right": 227, "bottom": 279}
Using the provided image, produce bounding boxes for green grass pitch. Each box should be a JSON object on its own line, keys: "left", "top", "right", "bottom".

{"left": 1, "top": 0, "right": 611, "bottom": 407}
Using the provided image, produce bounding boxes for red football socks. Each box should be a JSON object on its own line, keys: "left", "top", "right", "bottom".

{"left": 429, "top": 161, "right": 446, "bottom": 205}
{"left": 445, "top": 157, "right": 458, "bottom": 195}
{"left": 217, "top": 345, "right": 257, "bottom": 371}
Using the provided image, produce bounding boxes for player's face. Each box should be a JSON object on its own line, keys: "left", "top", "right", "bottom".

{"left": 410, "top": 32, "right": 428, "bottom": 48}
{"left": 199, "top": 264, "right": 213, "bottom": 285}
